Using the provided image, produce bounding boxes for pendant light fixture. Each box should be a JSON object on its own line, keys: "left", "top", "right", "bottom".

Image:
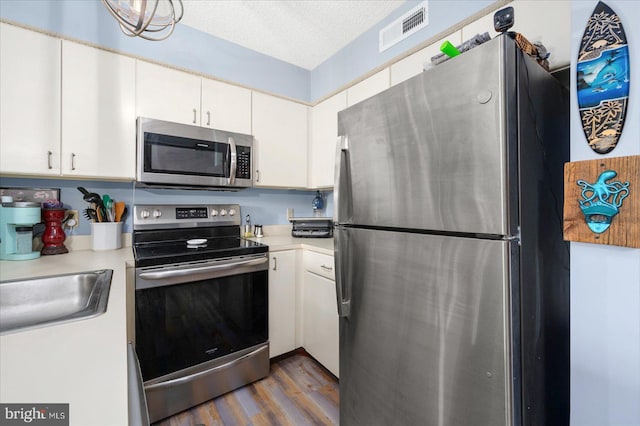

{"left": 102, "top": 0, "right": 184, "bottom": 41}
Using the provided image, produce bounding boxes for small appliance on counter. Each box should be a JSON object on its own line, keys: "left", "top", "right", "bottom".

{"left": 287, "top": 207, "right": 333, "bottom": 238}
{"left": 291, "top": 219, "right": 333, "bottom": 238}
{"left": 0, "top": 199, "right": 41, "bottom": 260}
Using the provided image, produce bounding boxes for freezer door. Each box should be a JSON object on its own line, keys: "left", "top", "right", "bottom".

{"left": 336, "top": 36, "right": 513, "bottom": 235}
{"left": 337, "top": 226, "right": 513, "bottom": 426}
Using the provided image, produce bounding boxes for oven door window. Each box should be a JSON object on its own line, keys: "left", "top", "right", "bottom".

{"left": 135, "top": 270, "right": 267, "bottom": 381}
{"left": 144, "top": 132, "right": 229, "bottom": 177}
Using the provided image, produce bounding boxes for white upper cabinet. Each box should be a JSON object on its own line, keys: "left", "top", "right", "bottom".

{"left": 252, "top": 92, "right": 308, "bottom": 188}
{"left": 61, "top": 41, "right": 136, "bottom": 179}
{"left": 461, "top": 0, "right": 571, "bottom": 70}
{"left": 346, "top": 68, "right": 390, "bottom": 107}
{"left": 391, "top": 31, "right": 462, "bottom": 85}
{"left": 136, "top": 60, "right": 202, "bottom": 126}
{"left": 308, "top": 91, "right": 346, "bottom": 189}
{"left": 0, "top": 24, "right": 61, "bottom": 175}
{"left": 201, "top": 79, "right": 252, "bottom": 134}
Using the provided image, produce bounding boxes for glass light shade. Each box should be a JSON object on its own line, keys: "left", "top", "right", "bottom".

{"left": 102, "top": 0, "right": 183, "bottom": 41}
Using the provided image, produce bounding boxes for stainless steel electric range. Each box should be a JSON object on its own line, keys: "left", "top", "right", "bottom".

{"left": 132, "top": 204, "right": 269, "bottom": 423}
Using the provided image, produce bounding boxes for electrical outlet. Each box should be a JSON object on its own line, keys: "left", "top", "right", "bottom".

{"left": 64, "top": 210, "right": 79, "bottom": 229}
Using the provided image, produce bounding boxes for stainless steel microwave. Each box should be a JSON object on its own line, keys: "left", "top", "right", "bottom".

{"left": 136, "top": 117, "right": 253, "bottom": 189}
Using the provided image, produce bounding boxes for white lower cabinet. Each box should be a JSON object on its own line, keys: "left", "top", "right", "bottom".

{"left": 302, "top": 251, "right": 339, "bottom": 377}
{"left": 268, "top": 250, "right": 297, "bottom": 358}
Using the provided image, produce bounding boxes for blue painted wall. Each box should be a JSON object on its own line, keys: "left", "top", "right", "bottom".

{"left": 569, "top": 1, "right": 640, "bottom": 425}
{"left": 0, "top": 0, "right": 494, "bottom": 103}
{"left": 0, "top": 176, "right": 332, "bottom": 235}
{"left": 0, "top": 0, "right": 310, "bottom": 101}
{"left": 310, "top": 0, "right": 495, "bottom": 102}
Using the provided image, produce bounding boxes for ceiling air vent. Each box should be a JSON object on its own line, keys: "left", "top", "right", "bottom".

{"left": 379, "top": 1, "right": 428, "bottom": 52}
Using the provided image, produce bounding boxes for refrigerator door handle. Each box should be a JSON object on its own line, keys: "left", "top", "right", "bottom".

{"left": 334, "top": 227, "right": 351, "bottom": 318}
{"left": 334, "top": 135, "right": 352, "bottom": 224}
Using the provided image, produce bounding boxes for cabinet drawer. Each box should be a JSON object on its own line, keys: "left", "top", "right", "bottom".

{"left": 303, "top": 251, "right": 335, "bottom": 281}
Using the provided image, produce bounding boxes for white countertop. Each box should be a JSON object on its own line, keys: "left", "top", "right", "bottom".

{"left": 248, "top": 230, "right": 334, "bottom": 255}
{"left": 0, "top": 247, "right": 134, "bottom": 426}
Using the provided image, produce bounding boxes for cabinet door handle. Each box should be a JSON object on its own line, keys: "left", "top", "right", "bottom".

{"left": 272, "top": 256, "right": 277, "bottom": 271}
{"left": 320, "top": 264, "right": 333, "bottom": 271}
{"left": 71, "top": 153, "right": 76, "bottom": 171}
{"left": 47, "top": 151, "right": 53, "bottom": 169}
{"left": 206, "top": 111, "right": 211, "bottom": 126}
{"left": 256, "top": 169, "right": 260, "bottom": 183}
{"left": 192, "top": 108, "right": 197, "bottom": 124}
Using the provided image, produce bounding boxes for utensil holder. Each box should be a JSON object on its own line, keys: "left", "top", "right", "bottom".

{"left": 91, "top": 222, "right": 123, "bottom": 251}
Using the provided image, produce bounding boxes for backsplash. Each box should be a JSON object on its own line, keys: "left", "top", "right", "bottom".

{"left": 0, "top": 177, "right": 333, "bottom": 236}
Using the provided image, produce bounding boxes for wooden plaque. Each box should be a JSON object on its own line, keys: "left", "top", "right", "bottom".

{"left": 564, "top": 155, "right": 639, "bottom": 248}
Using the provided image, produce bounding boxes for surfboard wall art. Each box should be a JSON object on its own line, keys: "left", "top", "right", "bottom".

{"left": 577, "top": 1, "right": 630, "bottom": 155}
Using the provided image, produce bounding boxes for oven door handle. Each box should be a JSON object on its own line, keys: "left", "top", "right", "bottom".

{"left": 138, "top": 256, "right": 267, "bottom": 280}
{"left": 144, "top": 345, "right": 268, "bottom": 391}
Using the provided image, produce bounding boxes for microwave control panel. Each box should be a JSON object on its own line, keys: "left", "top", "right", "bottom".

{"left": 237, "top": 147, "right": 251, "bottom": 179}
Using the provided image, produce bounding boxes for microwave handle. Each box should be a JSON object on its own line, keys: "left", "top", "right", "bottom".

{"left": 228, "top": 136, "right": 237, "bottom": 185}
{"left": 229, "top": 137, "right": 238, "bottom": 185}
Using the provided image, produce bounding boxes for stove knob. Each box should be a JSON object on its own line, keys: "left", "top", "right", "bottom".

{"left": 140, "top": 209, "right": 150, "bottom": 219}
{"left": 229, "top": 208, "right": 236, "bottom": 216}
{"left": 211, "top": 209, "right": 219, "bottom": 217}
{"left": 220, "top": 209, "right": 228, "bottom": 216}
{"left": 153, "top": 209, "right": 162, "bottom": 219}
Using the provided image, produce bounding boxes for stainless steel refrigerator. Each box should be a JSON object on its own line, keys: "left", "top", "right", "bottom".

{"left": 334, "top": 35, "right": 569, "bottom": 426}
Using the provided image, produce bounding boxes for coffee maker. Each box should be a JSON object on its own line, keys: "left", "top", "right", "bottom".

{"left": 0, "top": 200, "right": 41, "bottom": 260}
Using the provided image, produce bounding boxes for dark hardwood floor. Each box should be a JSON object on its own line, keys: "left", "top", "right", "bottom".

{"left": 153, "top": 352, "right": 339, "bottom": 426}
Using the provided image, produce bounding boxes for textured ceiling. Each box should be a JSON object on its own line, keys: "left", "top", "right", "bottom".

{"left": 180, "top": 0, "right": 407, "bottom": 70}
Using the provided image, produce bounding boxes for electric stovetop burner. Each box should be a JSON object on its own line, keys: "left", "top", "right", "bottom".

{"left": 132, "top": 204, "right": 268, "bottom": 268}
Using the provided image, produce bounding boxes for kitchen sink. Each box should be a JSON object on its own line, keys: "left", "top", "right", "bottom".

{"left": 0, "top": 269, "right": 112, "bottom": 335}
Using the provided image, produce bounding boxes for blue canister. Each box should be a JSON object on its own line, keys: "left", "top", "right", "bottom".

{"left": 312, "top": 191, "right": 324, "bottom": 216}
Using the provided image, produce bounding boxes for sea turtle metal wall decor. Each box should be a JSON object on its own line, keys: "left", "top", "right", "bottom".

{"left": 577, "top": 1, "right": 630, "bottom": 154}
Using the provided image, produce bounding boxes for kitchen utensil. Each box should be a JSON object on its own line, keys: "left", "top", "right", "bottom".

{"left": 77, "top": 187, "right": 106, "bottom": 220}
{"left": 120, "top": 206, "right": 128, "bottom": 223}
{"left": 83, "top": 208, "right": 98, "bottom": 222}
{"left": 114, "top": 202, "right": 125, "bottom": 222}
{"left": 102, "top": 195, "right": 114, "bottom": 221}
{"left": 254, "top": 225, "right": 263, "bottom": 238}
{"left": 244, "top": 214, "right": 252, "bottom": 237}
